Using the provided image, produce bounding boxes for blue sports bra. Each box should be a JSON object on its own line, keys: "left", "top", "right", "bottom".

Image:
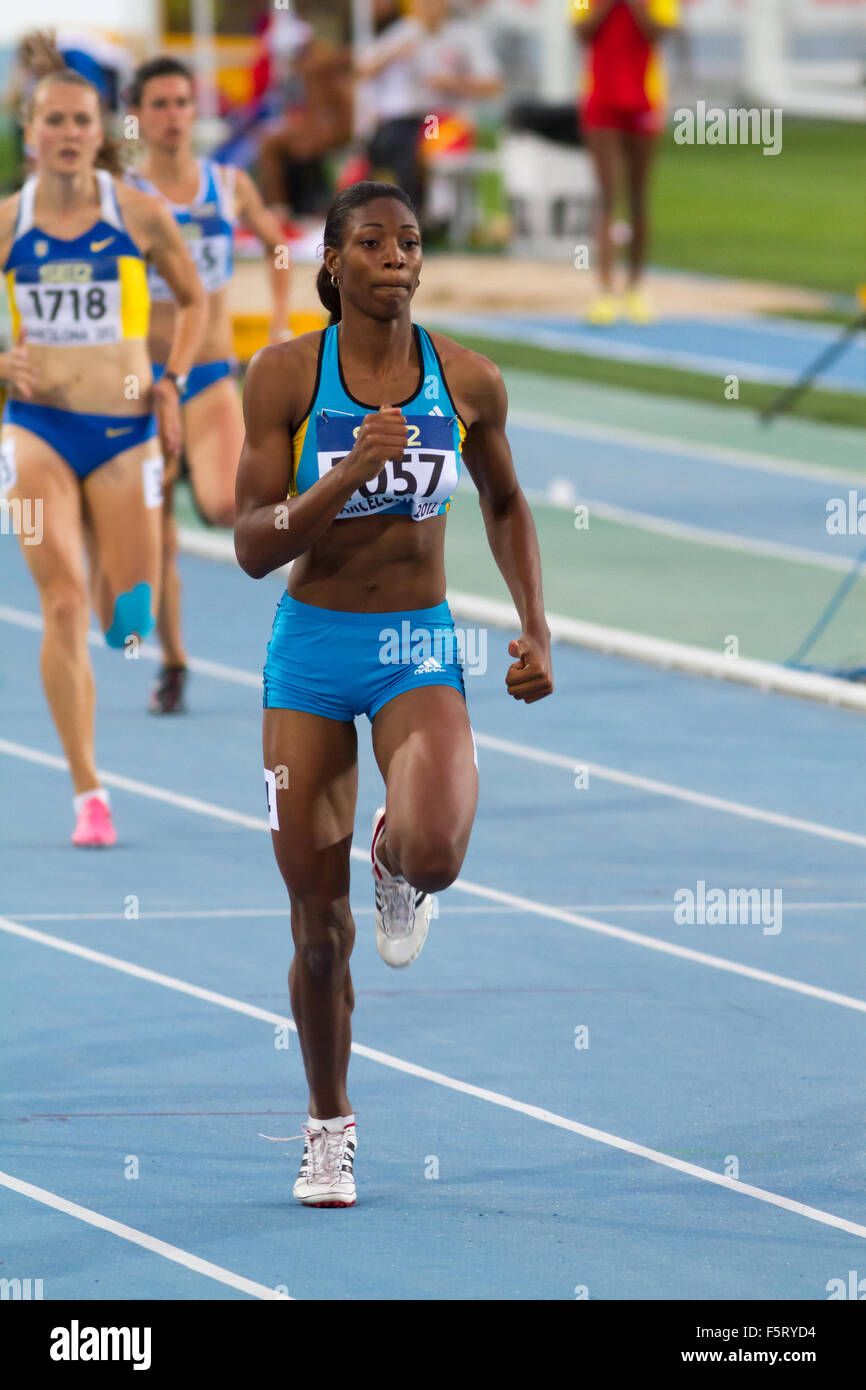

{"left": 290, "top": 323, "right": 466, "bottom": 522}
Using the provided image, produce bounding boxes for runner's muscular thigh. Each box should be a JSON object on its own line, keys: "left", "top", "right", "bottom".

{"left": 264, "top": 710, "right": 359, "bottom": 899}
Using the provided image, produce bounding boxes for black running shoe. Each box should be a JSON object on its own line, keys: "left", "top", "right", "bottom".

{"left": 148, "top": 664, "right": 188, "bottom": 714}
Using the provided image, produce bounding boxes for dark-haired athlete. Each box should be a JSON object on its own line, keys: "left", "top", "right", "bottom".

{"left": 127, "top": 57, "right": 292, "bottom": 713}
{"left": 234, "top": 181, "right": 552, "bottom": 1207}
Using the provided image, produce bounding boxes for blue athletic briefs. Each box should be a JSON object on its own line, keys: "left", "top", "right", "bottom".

{"left": 263, "top": 594, "right": 466, "bottom": 721}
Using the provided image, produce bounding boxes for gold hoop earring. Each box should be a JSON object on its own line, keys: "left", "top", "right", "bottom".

{"left": 331, "top": 274, "right": 340, "bottom": 288}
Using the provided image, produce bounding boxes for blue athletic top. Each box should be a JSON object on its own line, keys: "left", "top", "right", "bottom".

{"left": 4, "top": 170, "right": 149, "bottom": 346}
{"left": 291, "top": 323, "right": 466, "bottom": 522}
{"left": 126, "top": 158, "right": 235, "bottom": 300}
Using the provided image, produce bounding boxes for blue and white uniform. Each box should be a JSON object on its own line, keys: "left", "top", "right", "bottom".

{"left": 127, "top": 157, "right": 237, "bottom": 400}
{"left": 263, "top": 323, "right": 470, "bottom": 722}
{"left": 1, "top": 169, "right": 159, "bottom": 648}
{"left": 2, "top": 168, "right": 156, "bottom": 479}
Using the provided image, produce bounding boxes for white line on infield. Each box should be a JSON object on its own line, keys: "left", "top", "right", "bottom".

{"left": 534, "top": 494, "right": 860, "bottom": 574}
{"left": 506, "top": 408, "right": 866, "bottom": 486}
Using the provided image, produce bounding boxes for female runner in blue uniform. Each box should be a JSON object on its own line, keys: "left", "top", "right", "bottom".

{"left": 234, "top": 182, "right": 553, "bottom": 1207}
{"left": 127, "top": 57, "right": 292, "bottom": 714}
{"left": 0, "top": 70, "right": 206, "bottom": 845}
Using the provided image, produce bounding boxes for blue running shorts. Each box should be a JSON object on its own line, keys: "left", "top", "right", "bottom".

{"left": 152, "top": 359, "right": 235, "bottom": 403}
{"left": 263, "top": 593, "right": 467, "bottom": 721}
{"left": 3, "top": 400, "right": 156, "bottom": 479}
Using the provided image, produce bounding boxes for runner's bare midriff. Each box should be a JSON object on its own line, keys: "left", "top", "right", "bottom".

{"left": 16, "top": 339, "right": 155, "bottom": 414}
{"left": 148, "top": 283, "right": 233, "bottom": 366}
{"left": 288, "top": 511, "right": 448, "bottom": 613}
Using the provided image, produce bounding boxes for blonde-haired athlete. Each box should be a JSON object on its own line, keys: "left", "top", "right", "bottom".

{"left": 0, "top": 70, "right": 206, "bottom": 845}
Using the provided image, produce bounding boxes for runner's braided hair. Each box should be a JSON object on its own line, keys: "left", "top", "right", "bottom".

{"left": 316, "top": 182, "right": 418, "bottom": 326}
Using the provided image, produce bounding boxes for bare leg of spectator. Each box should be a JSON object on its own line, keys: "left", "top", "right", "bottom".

{"left": 622, "top": 130, "right": 658, "bottom": 290}
{"left": 584, "top": 127, "right": 621, "bottom": 294}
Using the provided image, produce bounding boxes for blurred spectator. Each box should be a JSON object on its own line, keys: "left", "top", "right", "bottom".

{"left": 258, "top": 33, "right": 354, "bottom": 218}
{"left": 5, "top": 28, "right": 133, "bottom": 114}
{"left": 356, "top": 0, "right": 502, "bottom": 218}
{"left": 573, "top": 0, "right": 679, "bottom": 326}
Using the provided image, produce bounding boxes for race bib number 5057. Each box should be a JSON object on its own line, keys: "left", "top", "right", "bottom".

{"left": 316, "top": 411, "right": 459, "bottom": 521}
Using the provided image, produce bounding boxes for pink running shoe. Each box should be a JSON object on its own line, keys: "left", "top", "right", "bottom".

{"left": 72, "top": 797, "right": 117, "bottom": 848}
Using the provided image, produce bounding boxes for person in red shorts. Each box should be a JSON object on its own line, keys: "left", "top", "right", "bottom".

{"left": 573, "top": 0, "right": 679, "bottom": 325}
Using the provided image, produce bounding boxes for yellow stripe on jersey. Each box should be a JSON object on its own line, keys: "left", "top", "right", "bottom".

{"left": 290, "top": 414, "right": 310, "bottom": 497}
{"left": 648, "top": 0, "right": 679, "bottom": 26}
{"left": 571, "top": 0, "right": 680, "bottom": 22}
{"left": 6, "top": 270, "right": 21, "bottom": 341}
{"left": 644, "top": 48, "right": 668, "bottom": 106}
{"left": 118, "top": 256, "right": 150, "bottom": 340}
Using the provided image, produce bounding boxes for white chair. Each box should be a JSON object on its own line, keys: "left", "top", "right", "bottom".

{"left": 502, "top": 132, "right": 597, "bottom": 259}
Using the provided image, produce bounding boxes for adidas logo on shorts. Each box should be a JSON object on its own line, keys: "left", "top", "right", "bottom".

{"left": 413, "top": 656, "right": 445, "bottom": 675}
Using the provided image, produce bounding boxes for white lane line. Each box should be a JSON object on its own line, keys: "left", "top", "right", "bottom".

{"left": 1, "top": 742, "right": 864, "bottom": 1012}
{"left": 0, "top": 605, "right": 263, "bottom": 689}
{"left": 2, "top": 607, "right": 863, "bottom": 846}
{"left": 506, "top": 408, "right": 866, "bottom": 485}
{"left": 0, "top": 738, "right": 267, "bottom": 831}
{"left": 442, "top": 880, "right": 866, "bottom": 1013}
{"left": 2, "top": 915, "right": 864, "bottom": 1242}
{"left": 5, "top": 902, "right": 864, "bottom": 923}
{"left": 7, "top": 573, "right": 866, "bottom": 713}
{"left": 545, "top": 495, "right": 860, "bottom": 574}
{"left": 471, "top": 733, "right": 866, "bottom": 850}
{"left": 0, "top": 1168, "right": 291, "bottom": 1300}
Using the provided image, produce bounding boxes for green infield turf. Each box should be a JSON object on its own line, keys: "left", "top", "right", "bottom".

{"left": 652, "top": 118, "right": 864, "bottom": 295}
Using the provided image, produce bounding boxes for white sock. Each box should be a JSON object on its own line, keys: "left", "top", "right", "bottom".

{"left": 73, "top": 787, "right": 110, "bottom": 816}
{"left": 307, "top": 1113, "right": 355, "bottom": 1132}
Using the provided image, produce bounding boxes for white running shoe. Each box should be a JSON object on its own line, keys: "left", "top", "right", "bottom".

{"left": 372, "top": 805, "right": 433, "bottom": 968}
{"left": 292, "top": 1121, "right": 357, "bottom": 1208}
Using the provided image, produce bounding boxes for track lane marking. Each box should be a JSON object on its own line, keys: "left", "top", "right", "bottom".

{"left": 1, "top": 608, "right": 863, "bottom": 847}
{"left": 0, "top": 1168, "right": 292, "bottom": 1299}
{"left": 1, "top": 742, "right": 864, "bottom": 1012}
{"left": 2, "top": 915, "right": 865, "bottom": 1242}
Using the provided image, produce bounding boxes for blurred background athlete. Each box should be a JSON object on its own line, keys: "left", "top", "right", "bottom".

{"left": 574, "top": 0, "right": 680, "bottom": 325}
{"left": 0, "top": 69, "right": 205, "bottom": 845}
{"left": 127, "top": 57, "right": 293, "bottom": 714}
